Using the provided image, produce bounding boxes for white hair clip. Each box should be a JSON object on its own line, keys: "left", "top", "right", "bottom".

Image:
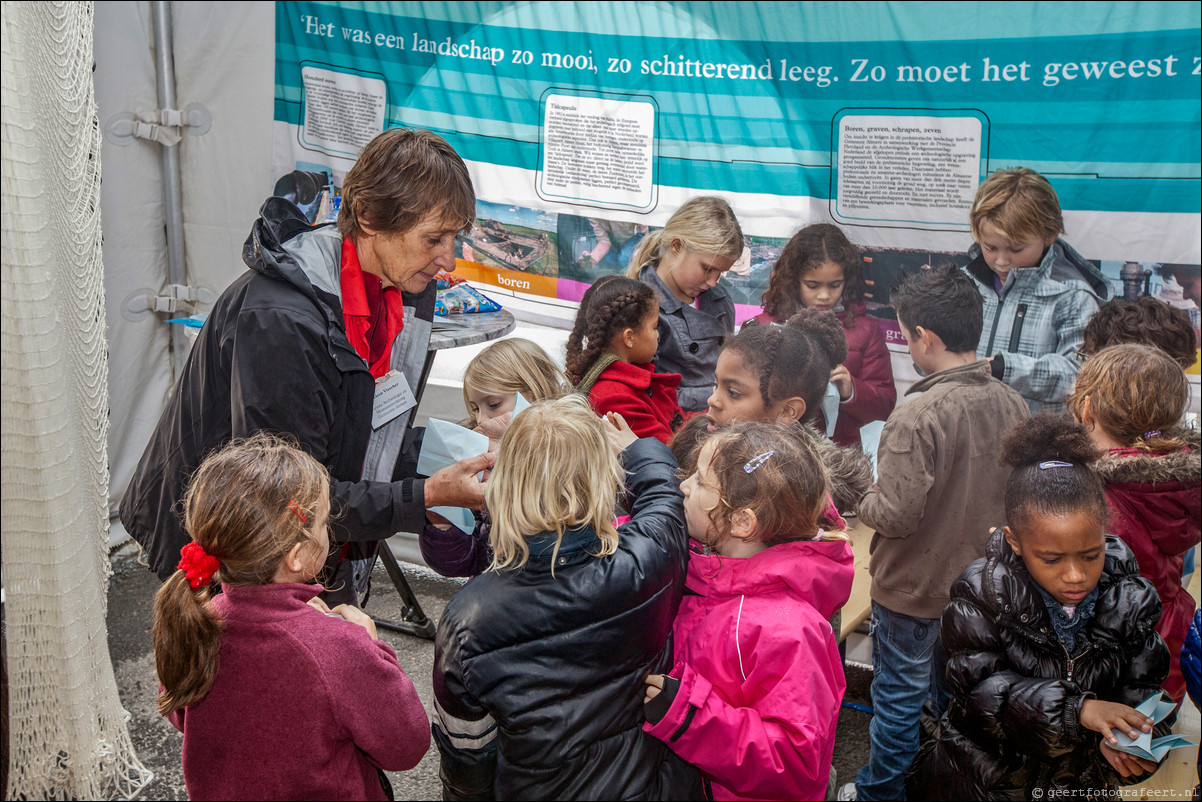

{"left": 1038, "top": 460, "right": 1073, "bottom": 470}
{"left": 744, "top": 451, "right": 775, "bottom": 473}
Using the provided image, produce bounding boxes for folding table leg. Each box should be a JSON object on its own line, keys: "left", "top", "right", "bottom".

{"left": 369, "top": 543, "right": 436, "bottom": 640}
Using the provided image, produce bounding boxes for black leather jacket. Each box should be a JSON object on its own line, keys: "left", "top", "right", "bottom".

{"left": 910, "top": 529, "right": 1171, "bottom": 800}
{"left": 431, "top": 438, "right": 702, "bottom": 801}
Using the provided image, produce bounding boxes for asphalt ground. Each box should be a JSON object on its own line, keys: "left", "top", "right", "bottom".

{"left": 106, "top": 547, "right": 873, "bottom": 800}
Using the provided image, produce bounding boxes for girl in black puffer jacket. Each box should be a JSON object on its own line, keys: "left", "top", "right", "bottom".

{"left": 909, "top": 415, "right": 1172, "bottom": 801}
{"left": 431, "top": 396, "right": 702, "bottom": 801}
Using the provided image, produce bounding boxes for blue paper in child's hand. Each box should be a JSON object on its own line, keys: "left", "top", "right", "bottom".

{"left": 859, "top": 420, "right": 885, "bottom": 482}
{"left": 822, "top": 382, "right": 840, "bottom": 438}
{"left": 1108, "top": 692, "right": 1194, "bottom": 762}
{"left": 417, "top": 419, "right": 490, "bottom": 534}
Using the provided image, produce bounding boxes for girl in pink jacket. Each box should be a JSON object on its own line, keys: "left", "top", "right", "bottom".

{"left": 643, "top": 421, "right": 854, "bottom": 801}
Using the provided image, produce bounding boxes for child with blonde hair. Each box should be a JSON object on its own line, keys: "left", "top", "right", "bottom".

{"left": 752, "top": 223, "right": 896, "bottom": 447}
{"left": 431, "top": 396, "right": 702, "bottom": 800}
{"left": 568, "top": 274, "right": 686, "bottom": 443}
{"left": 1068, "top": 343, "right": 1200, "bottom": 703}
{"left": 459, "top": 337, "right": 571, "bottom": 430}
{"left": 643, "top": 421, "right": 852, "bottom": 800}
{"left": 421, "top": 338, "right": 572, "bottom": 577}
{"left": 627, "top": 196, "right": 745, "bottom": 412}
{"left": 153, "top": 433, "right": 429, "bottom": 800}
{"left": 964, "top": 167, "right": 1110, "bottom": 413}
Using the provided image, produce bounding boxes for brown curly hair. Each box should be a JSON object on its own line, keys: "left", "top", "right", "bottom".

{"left": 702, "top": 421, "right": 847, "bottom": 547}
{"left": 1081, "top": 297, "right": 1197, "bottom": 371}
{"left": 761, "top": 224, "right": 864, "bottom": 329}
{"left": 565, "top": 275, "right": 657, "bottom": 382}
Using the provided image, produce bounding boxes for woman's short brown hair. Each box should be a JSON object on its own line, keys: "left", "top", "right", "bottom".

{"left": 337, "top": 128, "right": 475, "bottom": 240}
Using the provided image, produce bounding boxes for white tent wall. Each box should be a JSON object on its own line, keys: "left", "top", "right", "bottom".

{"left": 94, "top": 1, "right": 275, "bottom": 537}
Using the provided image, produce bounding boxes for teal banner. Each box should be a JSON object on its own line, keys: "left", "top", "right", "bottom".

{"left": 273, "top": 1, "right": 1201, "bottom": 317}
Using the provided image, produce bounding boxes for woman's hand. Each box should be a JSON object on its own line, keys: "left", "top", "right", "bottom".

{"left": 1099, "top": 741, "right": 1156, "bottom": 778}
{"left": 425, "top": 451, "right": 497, "bottom": 510}
{"left": 1080, "top": 699, "right": 1153, "bottom": 744}
{"left": 602, "top": 411, "right": 638, "bottom": 454}
{"left": 830, "top": 365, "right": 854, "bottom": 401}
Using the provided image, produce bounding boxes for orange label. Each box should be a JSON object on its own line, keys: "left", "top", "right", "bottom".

{"left": 453, "top": 260, "right": 558, "bottom": 298}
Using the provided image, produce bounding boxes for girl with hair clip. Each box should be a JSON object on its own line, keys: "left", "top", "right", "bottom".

{"left": 431, "top": 396, "right": 703, "bottom": 801}
{"left": 643, "top": 421, "right": 853, "bottom": 801}
{"left": 568, "top": 274, "right": 686, "bottom": 444}
{"left": 153, "top": 433, "right": 429, "bottom": 801}
{"left": 750, "top": 223, "right": 896, "bottom": 447}
{"left": 420, "top": 338, "right": 572, "bottom": 578}
{"left": 705, "top": 307, "right": 872, "bottom": 520}
{"left": 1068, "top": 343, "right": 1200, "bottom": 704}
{"left": 626, "top": 196, "right": 745, "bottom": 412}
{"left": 908, "top": 414, "right": 1172, "bottom": 800}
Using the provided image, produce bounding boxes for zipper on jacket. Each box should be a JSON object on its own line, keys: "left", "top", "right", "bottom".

{"left": 1007, "top": 304, "right": 1029, "bottom": 353}
{"left": 984, "top": 294, "right": 1005, "bottom": 356}
{"left": 1062, "top": 641, "right": 1090, "bottom": 683}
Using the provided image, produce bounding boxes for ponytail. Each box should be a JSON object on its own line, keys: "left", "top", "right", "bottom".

{"left": 625, "top": 196, "right": 744, "bottom": 277}
{"left": 626, "top": 230, "right": 669, "bottom": 276}
{"left": 153, "top": 573, "right": 223, "bottom": 716}
{"left": 151, "top": 432, "right": 331, "bottom": 716}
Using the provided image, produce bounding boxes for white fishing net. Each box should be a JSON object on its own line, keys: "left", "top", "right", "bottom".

{"left": 1, "top": 1, "right": 151, "bottom": 798}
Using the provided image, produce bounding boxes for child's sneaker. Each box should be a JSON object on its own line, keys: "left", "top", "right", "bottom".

{"left": 837, "top": 782, "right": 858, "bottom": 801}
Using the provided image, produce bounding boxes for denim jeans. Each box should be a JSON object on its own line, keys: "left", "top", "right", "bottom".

{"left": 855, "top": 601, "right": 949, "bottom": 801}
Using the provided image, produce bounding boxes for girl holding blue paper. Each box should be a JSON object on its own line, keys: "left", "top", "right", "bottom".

{"left": 908, "top": 414, "right": 1173, "bottom": 799}
{"left": 420, "top": 338, "right": 570, "bottom": 577}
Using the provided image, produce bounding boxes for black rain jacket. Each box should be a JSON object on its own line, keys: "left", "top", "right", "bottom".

{"left": 120, "top": 197, "right": 430, "bottom": 579}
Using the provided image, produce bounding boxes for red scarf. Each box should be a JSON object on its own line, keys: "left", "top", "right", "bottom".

{"left": 339, "top": 238, "right": 405, "bottom": 378}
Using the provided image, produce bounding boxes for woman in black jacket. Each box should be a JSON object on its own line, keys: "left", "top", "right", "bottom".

{"left": 431, "top": 396, "right": 702, "bottom": 801}
{"left": 909, "top": 415, "right": 1171, "bottom": 800}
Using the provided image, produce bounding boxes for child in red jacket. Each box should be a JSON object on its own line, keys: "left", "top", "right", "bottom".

{"left": 1068, "top": 343, "right": 1200, "bottom": 704}
{"left": 567, "top": 274, "right": 686, "bottom": 444}
{"left": 153, "top": 433, "right": 429, "bottom": 800}
{"left": 752, "top": 224, "right": 896, "bottom": 447}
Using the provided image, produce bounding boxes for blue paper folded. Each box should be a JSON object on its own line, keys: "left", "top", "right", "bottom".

{"left": 415, "top": 394, "right": 531, "bottom": 533}
{"left": 1109, "top": 693, "right": 1195, "bottom": 762}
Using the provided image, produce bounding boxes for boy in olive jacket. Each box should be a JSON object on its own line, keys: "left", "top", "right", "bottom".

{"left": 842, "top": 266, "right": 1029, "bottom": 802}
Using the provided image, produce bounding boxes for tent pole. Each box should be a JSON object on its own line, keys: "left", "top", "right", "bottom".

{"left": 150, "top": 0, "right": 187, "bottom": 380}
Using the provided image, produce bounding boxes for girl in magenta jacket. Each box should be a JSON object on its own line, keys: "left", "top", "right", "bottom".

{"left": 1069, "top": 343, "right": 1201, "bottom": 704}
{"left": 153, "top": 433, "right": 429, "bottom": 801}
{"left": 643, "top": 421, "right": 853, "bottom": 801}
{"left": 752, "top": 223, "right": 895, "bottom": 447}
{"left": 568, "top": 274, "right": 686, "bottom": 444}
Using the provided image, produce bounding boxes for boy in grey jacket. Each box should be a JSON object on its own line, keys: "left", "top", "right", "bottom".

{"left": 962, "top": 167, "right": 1109, "bottom": 414}
{"left": 841, "top": 266, "right": 1029, "bottom": 802}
